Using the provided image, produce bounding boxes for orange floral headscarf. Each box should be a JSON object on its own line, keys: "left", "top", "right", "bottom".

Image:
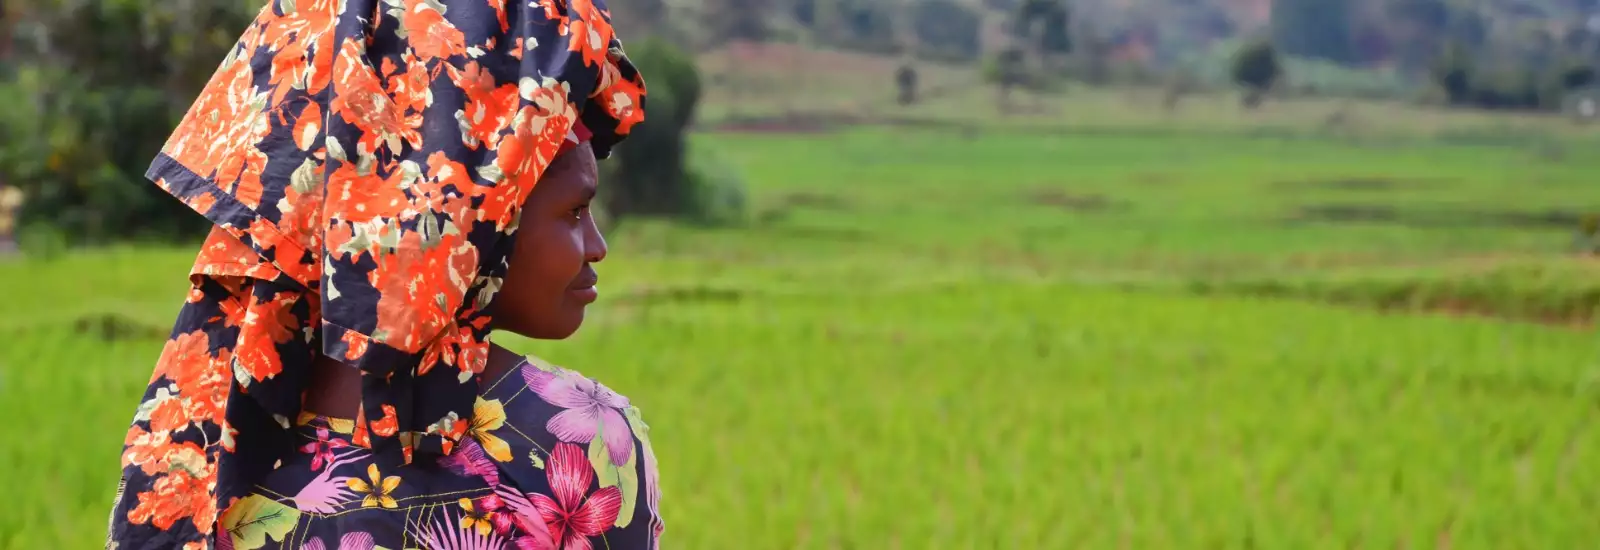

{"left": 109, "top": 0, "right": 646, "bottom": 546}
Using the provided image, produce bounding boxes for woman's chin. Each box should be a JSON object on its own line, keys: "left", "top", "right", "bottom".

{"left": 499, "top": 302, "right": 590, "bottom": 340}
{"left": 528, "top": 311, "right": 585, "bottom": 340}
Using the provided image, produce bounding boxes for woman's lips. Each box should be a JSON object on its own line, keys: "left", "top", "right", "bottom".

{"left": 568, "top": 286, "right": 599, "bottom": 304}
{"left": 568, "top": 268, "right": 599, "bottom": 303}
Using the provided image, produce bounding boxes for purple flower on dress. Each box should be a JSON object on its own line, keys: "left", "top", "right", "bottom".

{"left": 522, "top": 365, "right": 633, "bottom": 466}
{"left": 299, "top": 425, "right": 350, "bottom": 472}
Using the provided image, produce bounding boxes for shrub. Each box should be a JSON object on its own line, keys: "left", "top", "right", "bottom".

{"left": 1231, "top": 39, "right": 1283, "bottom": 107}
{"left": 1555, "top": 60, "right": 1597, "bottom": 91}
{"left": 16, "top": 221, "right": 68, "bottom": 262}
{"left": 1429, "top": 40, "right": 1599, "bottom": 112}
{"left": 601, "top": 39, "right": 745, "bottom": 225}
{"left": 683, "top": 146, "right": 749, "bottom": 227}
{"left": 981, "top": 47, "right": 1064, "bottom": 94}
{"left": 896, "top": 63, "right": 919, "bottom": 106}
{"left": 909, "top": 0, "right": 983, "bottom": 62}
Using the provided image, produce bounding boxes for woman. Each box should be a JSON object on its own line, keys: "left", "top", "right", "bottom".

{"left": 105, "top": 0, "right": 658, "bottom": 548}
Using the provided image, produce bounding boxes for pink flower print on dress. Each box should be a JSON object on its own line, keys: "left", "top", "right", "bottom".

{"left": 523, "top": 366, "right": 633, "bottom": 466}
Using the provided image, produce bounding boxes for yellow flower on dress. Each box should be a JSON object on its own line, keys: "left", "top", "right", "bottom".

{"left": 470, "top": 397, "right": 513, "bottom": 462}
{"left": 346, "top": 464, "right": 401, "bottom": 509}
{"left": 457, "top": 497, "right": 496, "bottom": 536}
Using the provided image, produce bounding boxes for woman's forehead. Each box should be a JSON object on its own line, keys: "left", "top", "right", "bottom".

{"left": 535, "top": 144, "right": 597, "bottom": 194}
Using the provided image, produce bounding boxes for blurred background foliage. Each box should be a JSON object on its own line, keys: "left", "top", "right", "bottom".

{"left": 3, "top": 0, "right": 1598, "bottom": 247}
{"left": 1, "top": 0, "right": 259, "bottom": 244}
{"left": 0, "top": 0, "right": 723, "bottom": 247}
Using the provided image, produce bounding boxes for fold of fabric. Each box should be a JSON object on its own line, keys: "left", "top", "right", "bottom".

{"left": 108, "top": 0, "right": 646, "bottom": 547}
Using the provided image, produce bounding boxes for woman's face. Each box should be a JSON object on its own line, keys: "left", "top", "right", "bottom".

{"left": 494, "top": 142, "right": 607, "bottom": 339}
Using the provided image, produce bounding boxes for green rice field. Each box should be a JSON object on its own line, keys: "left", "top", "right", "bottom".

{"left": 3, "top": 124, "right": 1598, "bottom": 548}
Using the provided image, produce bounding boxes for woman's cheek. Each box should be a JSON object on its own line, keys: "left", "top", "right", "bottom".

{"left": 561, "top": 224, "right": 588, "bottom": 264}
{"left": 530, "top": 218, "right": 586, "bottom": 274}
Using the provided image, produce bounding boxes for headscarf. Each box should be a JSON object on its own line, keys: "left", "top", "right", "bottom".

{"left": 112, "top": 0, "right": 645, "bottom": 545}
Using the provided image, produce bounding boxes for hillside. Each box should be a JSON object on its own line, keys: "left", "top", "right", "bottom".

{"left": 1068, "top": 0, "right": 1596, "bottom": 66}
{"left": 667, "top": 0, "right": 1600, "bottom": 75}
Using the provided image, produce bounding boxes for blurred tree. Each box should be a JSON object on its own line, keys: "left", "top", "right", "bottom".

{"left": 1576, "top": 213, "right": 1600, "bottom": 256}
{"left": 909, "top": 0, "right": 983, "bottom": 62}
{"left": 1562, "top": 25, "right": 1600, "bottom": 58}
{"left": 791, "top": 0, "right": 816, "bottom": 26}
{"left": 985, "top": 46, "right": 1030, "bottom": 111}
{"left": 703, "top": 0, "right": 772, "bottom": 46}
{"left": 984, "top": 0, "right": 1069, "bottom": 109}
{"left": 1013, "top": 0, "right": 1071, "bottom": 68}
{"left": 1271, "top": 0, "right": 1357, "bottom": 64}
{"left": 607, "top": 0, "right": 669, "bottom": 39}
{"left": 601, "top": 39, "right": 706, "bottom": 223}
{"left": 791, "top": 0, "right": 980, "bottom": 61}
{"left": 791, "top": 0, "right": 905, "bottom": 54}
{"left": 1073, "top": 25, "right": 1113, "bottom": 86}
{"left": 843, "top": 2, "right": 900, "bottom": 53}
{"left": 1382, "top": 0, "right": 1452, "bottom": 70}
{"left": 827, "top": 0, "right": 899, "bottom": 54}
{"left": 1445, "top": 9, "right": 1490, "bottom": 51}
{"left": 1465, "top": 64, "right": 1544, "bottom": 110}
{"left": 1, "top": 0, "right": 258, "bottom": 244}
{"left": 1231, "top": 38, "right": 1283, "bottom": 108}
{"left": 1430, "top": 39, "right": 1475, "bottom": 104}
{"left": 1555, "top": 59, "right": 1598, "bottom": 90}
{"left": 1423, "top": 31, "right": 1594, "bottom": 112}
{"left": 895, "top": 62, "right": 919, "bottom": 105}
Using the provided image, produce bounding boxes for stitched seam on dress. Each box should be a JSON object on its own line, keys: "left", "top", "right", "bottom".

{"left": 500, "top": 384, "right": 529, "bottom": 407}
{"left": 284, "top": 502, "right": 305, "bottom": 550}
{"left": 500, "top": 422, "right": 550, "bottom": 456}
{"left": 285, "top": 489, "right": 493, "bottom": 520}
{"left": 255, "top": 483, "right": 493, "bottom": 512}
{"left": 481, "top": 360, "right": 530, "bottom": 394}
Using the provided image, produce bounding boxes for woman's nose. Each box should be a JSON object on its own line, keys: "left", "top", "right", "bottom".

{"left": 584, "top": 216, "right": 608, "bottom": 263}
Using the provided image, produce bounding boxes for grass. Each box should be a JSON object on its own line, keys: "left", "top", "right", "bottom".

{"left": 4, "top": 112, "right": 1600, "bottom": 548}
{"left": 710, "top": 128, "right": 1593, "bottom": 269}
{"left": 1184, "top": 257, "right": 1600, "bottom": 327}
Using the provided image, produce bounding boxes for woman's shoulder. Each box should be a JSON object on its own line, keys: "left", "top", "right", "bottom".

{"left": 480, "top": 353, "right": 657, "bottom": 445}
{"left": 474, "top": 355, "right": 665, "bottom": 544}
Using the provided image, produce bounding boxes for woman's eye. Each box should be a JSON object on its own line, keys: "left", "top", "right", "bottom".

{"left": 571, "top": 204, "right": 589, "bottom": 219}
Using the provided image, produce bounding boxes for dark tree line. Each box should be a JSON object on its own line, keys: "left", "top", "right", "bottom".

{"left": 1268, "top": 0, "right": 1599, "bottom": 111}
{"left": 1, "top": 0, "right": 716, "bottom": 246}
{"left": 1, "top": 1, "right": 259, "bottom": 244}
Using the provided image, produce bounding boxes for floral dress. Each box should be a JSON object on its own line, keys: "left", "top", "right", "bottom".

{"left": 104, "top": 0, "right": 652, "bottom": 547}
{"left": 228, "top": 358, "right": 662, "bottom": 550}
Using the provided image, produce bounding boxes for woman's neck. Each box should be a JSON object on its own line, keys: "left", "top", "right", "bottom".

{"left": 484, "top": 343, "right": 525, "bottom": 382}
{"left": 303, "top": 342, "right": 526, "bottom": 420}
